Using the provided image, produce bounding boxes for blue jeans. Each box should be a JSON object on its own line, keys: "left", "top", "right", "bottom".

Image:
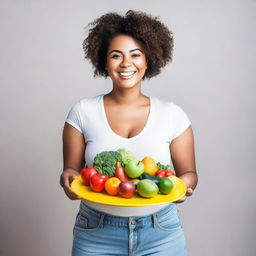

{"left": 72, "top": 201, "right": 187, "bottom": 256}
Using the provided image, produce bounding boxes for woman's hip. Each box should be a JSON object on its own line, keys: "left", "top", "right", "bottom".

{"left": 72, "top": 201, "right": 187, "bottom": 256}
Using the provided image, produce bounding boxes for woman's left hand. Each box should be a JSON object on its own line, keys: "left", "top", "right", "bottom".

{"left": 174, "top": 187, "right": 193, "bottom": 203}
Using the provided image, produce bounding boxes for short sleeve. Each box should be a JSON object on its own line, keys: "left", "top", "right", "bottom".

{"left": 171, "top": 103, "right": 191, "bottom": 139}
{"left": 65, "top": 101, "right": 83, "bottom": 133}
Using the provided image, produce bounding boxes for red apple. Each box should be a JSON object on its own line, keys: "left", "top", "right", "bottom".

{"left": 118, "top": 181, "right": 136, "bottom": 198}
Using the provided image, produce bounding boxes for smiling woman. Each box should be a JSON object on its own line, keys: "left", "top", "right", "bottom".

{"left": 83, "top": 10, "right": 173, "bottom": 78}
{"left": 60, "top": 10, "right": 197, "bottom": 256}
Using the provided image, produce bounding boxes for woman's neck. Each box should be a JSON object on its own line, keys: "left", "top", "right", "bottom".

{"left": 105, "top": 86, "right": 147, "bottom": 106}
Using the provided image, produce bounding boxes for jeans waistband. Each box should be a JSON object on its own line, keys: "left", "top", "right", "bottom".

{"left": 80, "top": 201, "right": 176, "bottom": 227}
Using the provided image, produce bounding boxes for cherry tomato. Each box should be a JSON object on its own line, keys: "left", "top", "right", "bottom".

{"left": 90, "top": 173, "right": 109, "bottom": 192}
{"left": 155, "top": 170, "right": 167, "bottom": 177}
{"left": 81, "top": 168, "right": 97, "bottom": 186}
{"left": 105, "top": 177, "right": 121, "bottom": 195}
{"left": 155, "top": 169, "right": 176, "bottom": 177}
{"left": 165, "top": 170, "right": 176, "bottom": 177}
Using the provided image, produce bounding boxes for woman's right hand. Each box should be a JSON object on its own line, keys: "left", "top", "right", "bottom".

{"left": 60, "top": 168, "right": 81, "bottom": 200}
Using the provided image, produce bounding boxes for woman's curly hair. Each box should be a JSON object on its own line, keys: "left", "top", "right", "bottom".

{"left": 83, "top": 10, "right": 174, "bottom": 79}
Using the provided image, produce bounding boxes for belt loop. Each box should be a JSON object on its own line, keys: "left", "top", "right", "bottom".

{"left": 99, "top": 214, "right": 105, "bottom": 228}
{"left": 152, "top": 213, "right": 157, "bottom": 228}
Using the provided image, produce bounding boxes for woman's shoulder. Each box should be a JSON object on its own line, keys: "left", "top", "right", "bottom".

{"left": 152, "top": 96, "right": 177, "bottom": 109}
{"left": 78, "top": 93, "right": 103, "bottom": 104}
{"left": 152, "top": 96, "right": 189, "bottom": 117}
{"left": 71, "top": 94, "right": 103, "bottom": 109}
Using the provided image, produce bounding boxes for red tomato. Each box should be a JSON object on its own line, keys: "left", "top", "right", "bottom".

{"left": 101, "top": 174, "right": 109, "bottom": 182}
{"left": 155, "top": 170, "right": 167, "bottom": 177}
{"left": 165, "top": 170, "right": 176, "bottom": 177}
{"left": 90, "top": 173, "right": 109, "bottom": 192}
{"left": 81, "top": 168, "right": 97, "bottom": 186}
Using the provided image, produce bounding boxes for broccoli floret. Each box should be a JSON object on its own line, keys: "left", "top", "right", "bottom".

{"left": 93, "top": 151, "right": 122, "bottom": 177}
{"left": 157, "top": 162, "right": 174, "bottom": 171}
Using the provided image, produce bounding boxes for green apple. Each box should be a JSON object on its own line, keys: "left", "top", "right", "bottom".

{"left": 124, "top": 159, "right": 144, "bottom": 178}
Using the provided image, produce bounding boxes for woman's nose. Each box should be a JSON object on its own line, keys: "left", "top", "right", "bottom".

{"left": 120, "top": 56, "right": 131, "bottom": 67}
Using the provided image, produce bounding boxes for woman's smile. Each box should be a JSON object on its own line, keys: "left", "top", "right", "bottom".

{"left": 118, "top": 71, "right": 136, "bottom": 79}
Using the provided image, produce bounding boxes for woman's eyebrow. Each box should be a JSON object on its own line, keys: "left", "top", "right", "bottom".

{"left": 130, "top": 48, "right": 143, "bottom": 53}
{"left": 108, "top": 48, "right": 143, "bottom": 55}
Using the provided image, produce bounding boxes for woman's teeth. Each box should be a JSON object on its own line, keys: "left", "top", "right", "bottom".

{"left": 119, "top": 71, "right": 136, "bottom": 77}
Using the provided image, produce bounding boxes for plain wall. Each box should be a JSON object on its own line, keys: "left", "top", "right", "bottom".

{"left": 0, "top": 0, "right": 255, "bottom": 255}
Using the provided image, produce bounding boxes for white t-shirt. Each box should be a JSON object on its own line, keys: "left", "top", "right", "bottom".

{"left": 65, "top": 93, "right": 191, "bottom": 216}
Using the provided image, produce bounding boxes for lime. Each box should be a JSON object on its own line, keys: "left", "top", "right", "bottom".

{"left": 137, "top": 179, "right": 159, "bottom": 198}
{"left": 158, "top": 177, "right": 173, "bottom": 194}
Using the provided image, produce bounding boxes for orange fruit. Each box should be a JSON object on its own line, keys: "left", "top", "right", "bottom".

{"left": 141, "top": 156, "right": 158, "bottom": 175}
{"left": 105, "top": 177, "right": 121, "bottom": 196}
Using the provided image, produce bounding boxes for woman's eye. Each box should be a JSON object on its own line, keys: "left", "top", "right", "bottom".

{"left": 132, "top": 54, "right": 141, "bottom": 57}
{"left": 111, "top": 54, "right": 120, "bottom": 59}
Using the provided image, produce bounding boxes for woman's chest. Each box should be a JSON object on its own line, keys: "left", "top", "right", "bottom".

{"left": 104, "top": 104, "right": 150, "bottom": 139}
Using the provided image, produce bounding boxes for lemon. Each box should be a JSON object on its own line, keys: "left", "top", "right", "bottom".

{"left": 141, "top": 156, "right": 158, "bottom": 175}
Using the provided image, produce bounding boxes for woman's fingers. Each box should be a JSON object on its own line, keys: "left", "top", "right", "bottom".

{"left": 64, "top": 188, "right": 80, "bottom": 200}
{"left": 60, "top": 171, "right": 81, "bottom": 200}
{"left": 186, "top": 188, "right": 193, "bottom": 197}
{"left": 67, "top": 175, "right": 81, "bottom": 199}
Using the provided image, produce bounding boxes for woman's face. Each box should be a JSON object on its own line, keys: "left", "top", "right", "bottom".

{"left": 105, "top": 34, "right": 147, "bottom": 89}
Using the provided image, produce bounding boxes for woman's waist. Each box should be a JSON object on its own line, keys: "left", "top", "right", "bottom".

{"left": 81, "top": 199, "right": 174, "bottom": 218}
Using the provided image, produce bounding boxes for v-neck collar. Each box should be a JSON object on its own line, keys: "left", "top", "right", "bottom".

{"left": 100, "top": 94, "right": 153, "bottom": 141}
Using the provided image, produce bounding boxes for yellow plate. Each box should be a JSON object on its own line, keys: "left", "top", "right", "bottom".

{"left": 71, "top": 176, "right": 187, "bottom": 207}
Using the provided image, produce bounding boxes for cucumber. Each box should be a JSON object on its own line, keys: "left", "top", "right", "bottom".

{"left": 139, "top": 173, "right": 161, "bottom": 184}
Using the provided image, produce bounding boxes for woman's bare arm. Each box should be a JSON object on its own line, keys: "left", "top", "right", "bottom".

{"left": 60, "top": 123, "right": 86, "bottom": 200}
{"left": 170, "top": 126, "right": 198, "bottom": 202}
